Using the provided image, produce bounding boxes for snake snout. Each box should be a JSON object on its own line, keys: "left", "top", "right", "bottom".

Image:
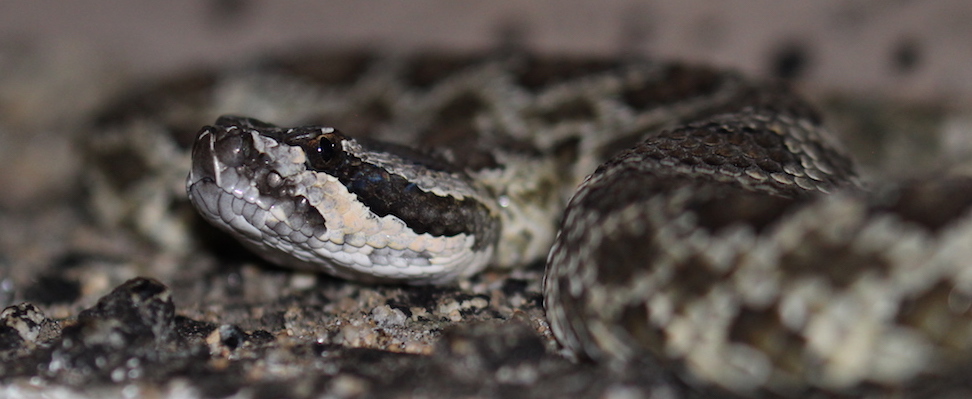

{"left": 187, "top": 126, "right": 218, "bottom": 189}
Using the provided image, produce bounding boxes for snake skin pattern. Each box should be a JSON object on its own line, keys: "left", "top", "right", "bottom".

{"left": 83, "top": 50, "right": 972, "bottom": 395}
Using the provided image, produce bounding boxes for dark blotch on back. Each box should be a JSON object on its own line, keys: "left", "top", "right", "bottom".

{"left": 728, "top": 306, "right": 807, "bottom": 374}
{"left": 895, "top": 280, "right": 972, "bottom": 347}
{"left": 725, "top": 82, "right": 823, "bottom": 124}
{"left": 535, "top": 97, "right": 598, "bottom": 124}
{"left": 403, "top": 53, "right": 481, "bottom": 89}
{"left": 687, "top": 187, "right": 802, "bottom": 233}
{"left": 592, "top": 215, "right": 660, "bottom": 286}
{"left": 621, "top": 64, "right": 722, "bottom": 110}
{"left": 779, "top": 239, "right": 891, "bottom": 288}
{"left": 877, "top": 178, "right": 972, "bottom": 232}
{"left": 92, "top": 71, "right": 218, "bottom": 149}
{"left": 420, "top": 92, "right": 502, "bottom": 170}
{"left": 515, "top": 56, "right": 619, "bottom": 91}
{"left": 619, "top": 64, "right": 822, "bottom": 125}
{"left": 261, "top": 51, "right": 374, "bottom": 87}
{"left": 436, "top": 92, "right": 486, "bottom": 126}
{"left": 618, "top": 303, "right": 666, "bottom": 356}
{"left": 89, "top": 146, "right": 153, "bottom": 191}
{"left": 570, "top": 165, "right": 666, "bottom": 217}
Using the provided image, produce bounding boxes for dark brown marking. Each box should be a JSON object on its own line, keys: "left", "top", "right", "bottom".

{"left": 621, "top": 64, "right": 722, "bottom": 110}
{"left": 515, "top": 56, "right": 619, "bottom": 91}
{"left": 727, "top": 307, "right": 807, "bottom": 375}
{"left": 403, "top": 54, "right": 481, "bottom": 89}
{"left": 262, "top": 51, "right": 374, "bottom": 87}
{"left": 535, "top": 98, "right": 598, "bottom": 124}
{"left": 877, "top": 178, "right": 972, "bottom": 232}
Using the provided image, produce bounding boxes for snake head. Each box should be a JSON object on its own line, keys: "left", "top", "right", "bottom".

{"left": 187, "top": 115, "right": 499, "bottom": 284}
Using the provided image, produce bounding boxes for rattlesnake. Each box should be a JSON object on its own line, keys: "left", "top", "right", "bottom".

{"left": 84, "top": 50, "right": 972, "bottom": 395}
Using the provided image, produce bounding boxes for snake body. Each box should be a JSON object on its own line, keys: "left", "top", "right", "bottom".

{"left": 86, "top": 51, "right": 972, "bottom": 395}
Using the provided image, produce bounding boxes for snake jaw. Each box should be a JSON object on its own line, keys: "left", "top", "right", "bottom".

{"left": 187, "top": 116, "right": 500, "bottom": 284}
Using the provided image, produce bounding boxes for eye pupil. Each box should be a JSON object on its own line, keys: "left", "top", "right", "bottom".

{"left": 316, "top": 139, "right": 336, "bottom": 161}
{"left": 306, "top": 136, "right": 341, "bottom": 170}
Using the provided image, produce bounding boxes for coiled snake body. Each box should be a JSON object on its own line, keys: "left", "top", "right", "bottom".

{"left": 88, "top": 51, "right": 972, "bottom": 395}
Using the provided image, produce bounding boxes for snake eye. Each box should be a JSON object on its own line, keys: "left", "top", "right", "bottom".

{"left": 282, "top": 127, "right": 347, "bottom": 170}
{"left": 309, "top": 136, "right": 339, "bottom": 168}
{"left": 301, "top": 132, "right": 347, "bottom": 171}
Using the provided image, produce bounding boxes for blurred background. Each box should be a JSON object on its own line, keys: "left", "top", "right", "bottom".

{"left": 2, "top": 0, "right": 972, "bottom": 207}
{"left": 2, "top": 0, "right": 971, "bottom": 100}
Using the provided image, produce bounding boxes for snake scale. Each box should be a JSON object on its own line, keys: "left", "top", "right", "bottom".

{"left": 84, "top": 50, "right": 972, "bottom": 396}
